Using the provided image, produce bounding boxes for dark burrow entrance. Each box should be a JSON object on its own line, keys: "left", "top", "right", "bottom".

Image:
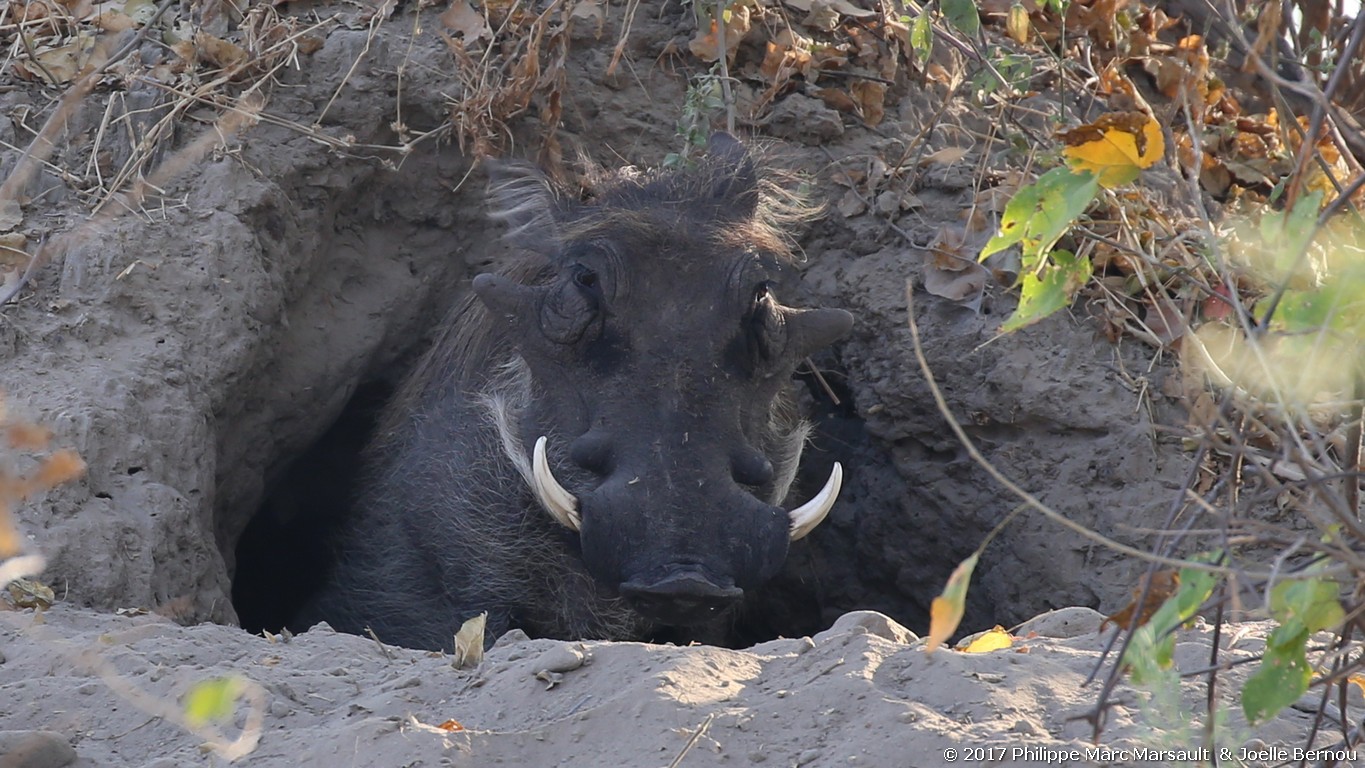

{"left": 228, "top": 356, "right": 944, "bottom": 649}
{"left": 230, "top": 380, "right": 393, "bottom": 636}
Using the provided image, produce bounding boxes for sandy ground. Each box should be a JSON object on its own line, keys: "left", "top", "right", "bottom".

{"left": 0, "top": 603, "right": 1353, "bottom": 767}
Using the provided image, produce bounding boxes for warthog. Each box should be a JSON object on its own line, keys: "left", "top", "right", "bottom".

{"left": 300, "top": 134, "right": 853, "bottom": 650}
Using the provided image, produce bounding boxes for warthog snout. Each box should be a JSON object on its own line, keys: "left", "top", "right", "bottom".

{"left": 620, "top": 567, "right": 745, "bottom": 625}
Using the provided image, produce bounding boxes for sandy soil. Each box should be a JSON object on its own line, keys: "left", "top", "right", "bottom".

{"left": 1, "top": 604, "right": 1346, "bottom": 767}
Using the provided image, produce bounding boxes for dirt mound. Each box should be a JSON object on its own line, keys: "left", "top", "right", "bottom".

{"left": 0, "top": 604, "right": 1341, "bottom": 766}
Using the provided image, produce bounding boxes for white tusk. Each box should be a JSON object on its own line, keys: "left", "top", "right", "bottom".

{"left": 788, "top": 462, "right": 842, "bottom": 541}
{"left": 533, "top": 436, "right": 582, "bottom": 531}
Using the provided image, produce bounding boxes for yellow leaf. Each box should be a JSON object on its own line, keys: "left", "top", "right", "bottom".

{"left": 1349, "top": 675, "right": 1365, "bottom": 695}
{"left": 1006, "top": 2, "right": 1030, "bottom": 44}
{"left": 1059, "top": 112, "right": 1165, "bottom": 188}
{"left": 927, "top": 553, "right": 978, "bottom": 653}
{"left": 959, "top": 625, "right": 1014, "bottom": 653}
{"left": 183, "top": 677, "right": 245, "bottom": 727}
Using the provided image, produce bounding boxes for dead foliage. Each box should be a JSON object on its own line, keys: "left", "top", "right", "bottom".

{"left": 0, "top": 394, "right": 85, "bottom": 599}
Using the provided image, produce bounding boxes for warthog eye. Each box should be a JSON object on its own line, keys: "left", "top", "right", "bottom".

{"left": 746, "top": 281, "right": 783, "bottom": 363}
{"left": 572, "top": 264, "right": 599, "bottom": 291}
{"left": 541, "top": 263, "right": 604, "bottom": 345}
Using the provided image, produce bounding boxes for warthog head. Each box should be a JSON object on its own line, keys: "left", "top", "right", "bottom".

{"left": 475, "top": 134, "right": 852, "bottom": 627}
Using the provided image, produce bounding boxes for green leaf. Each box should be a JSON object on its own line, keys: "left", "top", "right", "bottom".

{"left": 1255, "top": 190, "right": 1324, "bottom": 287}
{"left": 1122, "top": 554, "right": 1220, "bottom": 686}
{"left": 979, "top": 167, "right": 1101, "bottom": 333}
{"left": 1270, "top": 578, "right": 1344, "bottom": 634}
{"left": 183, "top": 677, "right": 245, "bottom": 727}
{"left": 1242, "top": 577, "right": 1343, "bottom": 724}
{"left": 910, "top": 12, "right": 933, "bottom": 61}
{"left": 940, "top": 0, "right": 979, "bottom": 36}
{"left": 1242, "top": 624, "right": 1311, "bottom": 724}
{"left": 1170, "top": 558, "right": 1220, "bottom": 619}
{"left": 999, "top": 249, "right": 1092, "bottom": 332}
{"left": 979, "top": 167, "right": 1099, "bottom": 266}
{"left": 979, "top": 183, "right": 1039, "bottom": 260}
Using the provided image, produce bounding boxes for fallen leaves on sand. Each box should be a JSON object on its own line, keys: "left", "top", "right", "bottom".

{"left": 960, "top": 626, "right": 1014, "bottom": 653}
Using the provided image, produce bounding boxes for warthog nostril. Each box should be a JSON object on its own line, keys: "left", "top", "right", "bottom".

{"left": 620, "top": 570, "right": 743, "bottom": 625}
{"left": 569, "top": 432, "right": 614, "bottom": 475}
{"left": 731, "top": 451, "right": 775, "bottom": 488}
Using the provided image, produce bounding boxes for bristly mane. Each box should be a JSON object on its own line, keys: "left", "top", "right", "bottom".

{"left": 561, "top": 146, "right": 821, "bottom": 263}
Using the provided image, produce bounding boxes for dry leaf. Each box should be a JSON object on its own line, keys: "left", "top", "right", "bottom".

{"left": 0, "top": 200, "right": 22, "bottom": 233}
{"left": 452, "top": 611, "right": 486, "bottom": 668}
{"left": 93, "top": 10, "right": 139, "bottom": 31}
{"left": 926, "top": 225, "right": 970, "bottom": 270}
{"left": 802, "top": 1, "right": 841, "bottom": 30}
{"left": 441, "top": 0, "right": 490, "bottom": 41}
{"left": 813, "top": 87, "right": 858, "bottom": 114}
{"left": 12, "top": 1, "right": 52, "bottom": 21}
{"left": 15, "top": 36, "right": 100, "bottom": 85}
{"left": 437, "top": 719, "right": 465, "bottom": 732}
{"left": 759, "top": 41, "right": 813, "bottom": 85}
{"left": 830, "top": 168, "right": 866, "bottom": 187}
{"left": 570, "top": 0, "right": 605, "bottom": 31}
{"left": 849, "top": 80, "right": 886, "bottom": 126}
{"left": 923, "top": 227, "right": 988, "bottom": 306}
{"left": 836, "top": 189, "right": 866, "bottom": 217}
{"left": 122, "top": 0, "right": 160, "bottom": 23}
{"left": 923, "top": 262, "right": 988, "bottom": 304}
{"left": 688, "top": 5, "right": 751, "bottom": 62}
{"left": 921, "top": 146, "right": 970, "bottom": 166}
{"left": 5, "top": 577, "right": 54, "bottom": 609}
{"left": 1101, "top": 570, "right": 1180, "bottom": 632}
{"left": 1141, "top": 295, "right": 1186, "bottom": 345}
{"left": 296, "top": 36, "right": 325, "bottom": 55}
{"left": 820, "top": 0, "right": 877, "bottom": 17}
{"left": 1201, "top": 283, "right": 1237, "bottom": 321}
{"left": 193, "top": 32, "right": 249, "bottom": 70}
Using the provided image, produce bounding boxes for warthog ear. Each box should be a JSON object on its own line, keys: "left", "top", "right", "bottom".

{"left": 706, "top": 132, "right": 760, "bottom": 219}
{"left": 785, "top": 307, "right": 854, "bottom": 359}
{"left": 486, "top": 160, "right": 562, "bottom": 252}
